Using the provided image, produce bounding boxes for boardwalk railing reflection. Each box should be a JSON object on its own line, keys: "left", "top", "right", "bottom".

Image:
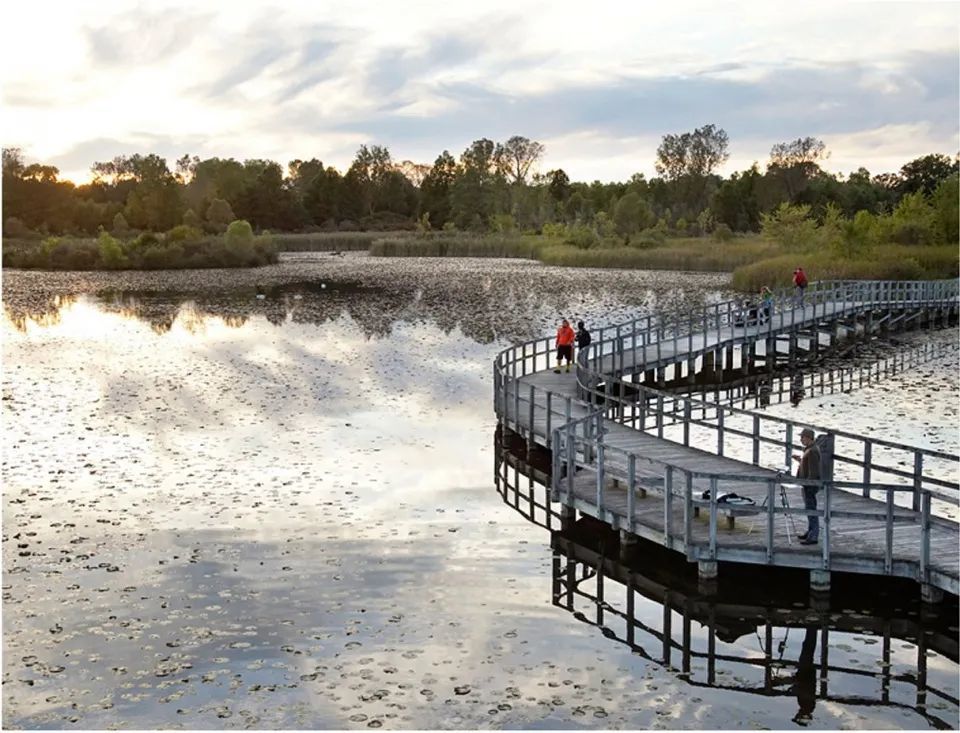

{"left": 495, "top": 442, "right": 960, "bottom": 729}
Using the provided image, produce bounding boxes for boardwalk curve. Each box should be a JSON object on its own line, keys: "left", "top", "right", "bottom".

{"left": 493, "top": 279, "right": 960, "bottom": 598}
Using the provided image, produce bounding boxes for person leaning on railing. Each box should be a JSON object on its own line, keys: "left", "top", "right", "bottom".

{"left": 793, "top": 428, "right": 821, "bottom": 545}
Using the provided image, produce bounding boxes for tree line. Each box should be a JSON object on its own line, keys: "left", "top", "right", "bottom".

{"left": 2, "top": 129, "right": 957, "bottom": 245}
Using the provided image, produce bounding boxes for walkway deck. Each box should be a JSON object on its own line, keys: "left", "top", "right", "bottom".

{"left": 494, "top": 279, "right": 960, "bottom": 596}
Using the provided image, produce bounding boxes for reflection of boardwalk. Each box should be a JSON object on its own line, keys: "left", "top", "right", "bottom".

{"left": 493, "top": 458, "right": 960, "bottom": 729}
{"left": 494, "top": 280, "right": 960, "bottom": 596}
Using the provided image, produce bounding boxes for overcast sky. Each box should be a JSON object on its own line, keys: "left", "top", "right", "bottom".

{"left": 2, "top": 0, "right": 958, "bottom": 183}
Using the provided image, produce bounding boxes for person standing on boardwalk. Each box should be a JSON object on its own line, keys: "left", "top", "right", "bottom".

{"left": 793, "top": 427, "right": 821, "bottom": 544}
{"left": 759, "top": 285, "right": 774, "bottom": 323}
{"left": 575, "top": 320, "right": 591, "bottom": 366}
{"left": 793, "top": 267, "right": 808, "bottom": 306}
{"left": 554, "top": 319, "right": 576, "bottom": 373}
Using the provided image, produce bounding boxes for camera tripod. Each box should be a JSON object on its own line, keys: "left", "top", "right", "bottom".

{"left": 750, "top": 468, "right": 798, "bottom": 544}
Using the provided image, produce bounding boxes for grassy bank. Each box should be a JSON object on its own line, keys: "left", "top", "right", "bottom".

{"left": 538, "top": 237, "right": 778, "bottom": 271}
{"left": 731, "top": 244, "right": 960, "bottom": 291}
{"left": 369, "top": 234, "right": 547, "bottom": 258}
{"left": 271, "top": 231, "right": 413, "bottom": 251}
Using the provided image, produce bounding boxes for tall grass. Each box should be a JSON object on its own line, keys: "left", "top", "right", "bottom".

{"left": 271, "top": 231, "right": 413, "bottom": 251}
{"left": 538, "top": 237, "right": 778, "bottom": 271}
{"left": 731, "top": 245, "right": 960, "bottom": 291}
{"left": 369, "top": 234, "right": 547, "bottom": 258}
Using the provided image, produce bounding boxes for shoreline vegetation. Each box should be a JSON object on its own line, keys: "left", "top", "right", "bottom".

{"left": 3, "top": 220, "right": 277, "bottom": 270}
{"left": 5, "top": 226, "right": 955, "bottom": 291}
{"left": 3, "top": 132, "right": 957, "bottom": 288}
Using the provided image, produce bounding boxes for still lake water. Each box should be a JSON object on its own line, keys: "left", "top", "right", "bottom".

{"left": 3, "top": 254, "right": 958, "bottom": 729}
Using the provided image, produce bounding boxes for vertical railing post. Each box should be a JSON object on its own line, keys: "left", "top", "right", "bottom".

{"left": 821, "top": 482, "right": 830, "bottom": 569}
{"left": 784, "top": 424, "right": 793, "bottom": 469}
{"left": 528, "top": 384, "right": 535, "bottom": 438}
{"left": 627, "top": 454, "right": 636, "bottom": 534}
{"left": 717, "top": 409, "right": 725, "bottom": 457}
{"left": 766, "top": 479, "right": 775, "bottom": 562}
{"left": 551, "top": 428, "right": 562, "bottom": 497}
{"left": 912, "top": 452, "right": 923, "bottom": 512}
{"left": 546, "top": 392, "right": 552, "bottom": 447}
{"left": 752, "top": 415, "right": 760, "bottom": 465}
{"left": 683, "top": 402, "right": 691, "bottom": 446}
{"left": 862, "top": 441, "right": 872, "bottom": 498}
{"left": 708, "top": 476, "right": 718, "bottom": 559}
{"left": 920, "top": 491, "right": 931, "bottom": 585}
{"left": 884, "top": 488, "right": 894, "bottom": 575}
{"left": 596, "top": 443, "right": 605, "bottom": 515}
{"left": 664, "top": 465, "right": 674, "bottom": 545}
{"left": 684, "top": 471, "right": 693, "bottom": 550}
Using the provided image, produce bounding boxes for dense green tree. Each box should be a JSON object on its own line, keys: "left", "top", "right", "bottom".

{"left": 420, "top": 151, "right": 458, "bottom": 227}
{"left": 451, "top": 139, "right": 508, "bottom": 229}
{"left": 613, "top": 192, "right": 654, "bottom": 238}
{"left": 711, "top": 164, "right": 763, "bottom": 232}
{"left": 547, "top": 169, "right": 571, "bottom": 203}
{"left": 766, "top": 137, "right": 829, "bottom": 202}
{"left": 206, "top": 198, "right": 235, "bottom": 233}
{"left": 898, "top": 154, "right": 959, "bottom": 196}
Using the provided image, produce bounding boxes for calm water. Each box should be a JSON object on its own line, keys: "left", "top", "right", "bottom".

{"left": 3, "top": 255, "right": 958, "bottom": 729}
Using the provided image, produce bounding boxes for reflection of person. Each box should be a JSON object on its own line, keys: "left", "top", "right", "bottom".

{"left": 789, "top": 373, "right": 805, "bottom": 407}
{"left": 575, "top": 320, "right": 591, "bottom": 366}
{"left": 793, "top": 428, "right": 821, "bottom": 544}
{"left": 791, "top": 627, "right": 818, "bottom": 725}
{"left": 793, "top": 267, "right": 808, "bottom": 306}
{"left": 554, "top": 319, "right": 576, "bottom": 374}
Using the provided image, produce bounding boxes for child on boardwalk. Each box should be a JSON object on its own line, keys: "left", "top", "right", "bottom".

{"left": 554, "top": 319, "right": 576, "bottom": 373}
{"left": 760, "top": 285, "right": 773, "bottom": 323}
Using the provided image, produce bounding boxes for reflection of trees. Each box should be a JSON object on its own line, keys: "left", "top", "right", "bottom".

{"left": 4, "top": 275, "right": 723, "bottom": 344}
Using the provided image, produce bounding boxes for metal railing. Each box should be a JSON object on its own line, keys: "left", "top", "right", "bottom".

{"left": 494, "top": 278, "right": 960, "bottom": 590}
{"left": 582, "top": 278, "right": 959, "bottom": 377}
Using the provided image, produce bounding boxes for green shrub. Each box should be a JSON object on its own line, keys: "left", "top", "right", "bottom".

{"left": 712, "top": 223, "right": 733, "bottom": 242}
{"left": 165, "top": 225, "right": 204, "bottom": 244}
{"left": 97, "top": 232, "right": 125, "bottom": 268}
{"left": 565, "top": 223, "right": 599, "bottom": 249}
{"left": 225, "top": 219, "right": 255, "bottom": 260}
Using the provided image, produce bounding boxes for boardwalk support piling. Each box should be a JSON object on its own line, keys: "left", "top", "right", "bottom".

{"left": 810, "top": 569, "right": 831, "bottom": 594}
{"left": 921, "top": 584, "right": 944, "bottom": 605}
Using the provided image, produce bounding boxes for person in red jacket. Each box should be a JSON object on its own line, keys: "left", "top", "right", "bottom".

{"left": 793, "top": 267, "right": 808, "bottom": 306}
{"left": 554, "top": 319, "right": 576, "bottom": 373}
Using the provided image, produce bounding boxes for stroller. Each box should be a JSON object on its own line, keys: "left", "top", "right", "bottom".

{"left": 734, "top": 299, "right": 761, "bottom": 328}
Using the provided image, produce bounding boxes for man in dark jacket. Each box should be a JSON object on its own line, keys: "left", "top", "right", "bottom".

{"left": 575, "top": 321, "right": 591, "bottom": 365}
{"left": 793, "top": 427, "right": 821, "bottom": 544}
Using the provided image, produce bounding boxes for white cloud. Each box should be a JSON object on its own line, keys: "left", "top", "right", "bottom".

{"left": 2, "top": 0, "right": 957, "bottom": 182}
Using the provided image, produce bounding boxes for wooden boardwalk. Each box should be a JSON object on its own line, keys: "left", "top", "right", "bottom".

{"left": 494, "top": 279, "right": 960, "bottom": 597}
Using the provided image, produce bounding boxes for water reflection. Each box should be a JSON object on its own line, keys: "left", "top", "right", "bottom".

{"left": 495, "top": 443, "right": 960, "bottom": 730}
{"left": 3, "top": 256, "right": 731, "bottom": 345}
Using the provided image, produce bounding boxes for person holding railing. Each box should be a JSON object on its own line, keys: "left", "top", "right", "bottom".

{"left": 554, "top": 319, "right": 576, "bottom": 374}
{"left": 793, "top": 427, "right": 821, "bottom": 545}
